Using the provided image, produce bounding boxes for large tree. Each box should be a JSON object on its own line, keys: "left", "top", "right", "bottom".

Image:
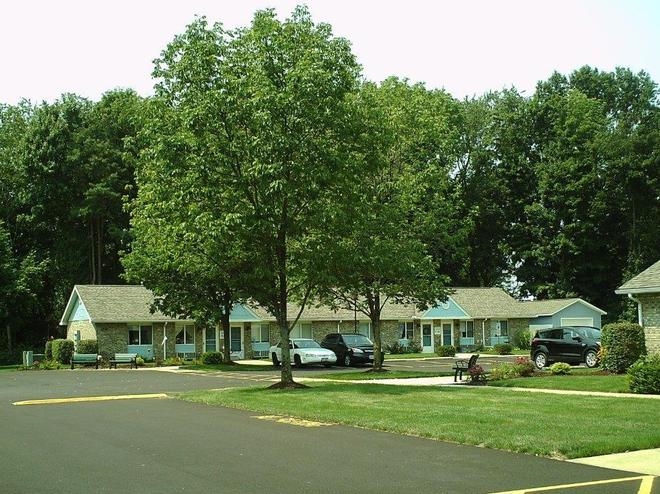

{"left": 126, "top": 8, "right": 364, "bottom": 386}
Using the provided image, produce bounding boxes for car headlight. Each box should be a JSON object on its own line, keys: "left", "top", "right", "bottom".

{"left": 352, "top": 348, "right": 364, "bottom": 354}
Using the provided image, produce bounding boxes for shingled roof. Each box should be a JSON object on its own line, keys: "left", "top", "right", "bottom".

{"left": 517, "top": 298, "right": 606, "bottom": 317}
{"left": 60, "top": 285, "right": 186, "bottom": 324}
{"left": 449, "top": 288, "right": 519, "bottom": 318}
{"left": 616, "top": 260, "right": 660, "bottom": 295}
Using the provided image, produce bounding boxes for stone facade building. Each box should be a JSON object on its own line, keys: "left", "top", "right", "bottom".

{"left": 616, "top": 259, "right": 660, "bottom": 354}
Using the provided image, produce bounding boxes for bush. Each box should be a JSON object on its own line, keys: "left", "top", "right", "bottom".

{"left": 135, "top": 356, "right": 145, "bottom": 367}
{"left": 76, "top": 340, "right": 98, "bottom": 354}
{"left": 467, "top": 364, "right": 487, "bottom": 384}
{"left": 493, "top": 343, "right": 513, "bottom": 355}
{"left": 628, "top": 355, "right": 660, "bottom": 394}
{"left": 45, "top": 340, "right": 53, "bottom": 360}
{"left": 601, "top": 322, "right": 646, "bottom": 374}
{"left": 51, "top": 339, "right": 74, "bottom": 364}
{"left": 436, "top": 345, "right": 456, "bottom": 357}
{"left": 407, "top": 339, "right": 423, "bottom": 353}
{"left": 385, "top": 340, "right": 422, "bottom": 354}
{"left": 550, "top": 362, "right": 572, "bottom": 375}
{"left": 384, "top": 341, "right": 406, "bottom": 354}
{"left": 489, "top": 357, "right": 536, "bottom": 380}
{"left": 163, "top": 356, "right": 183, "bottom": 366}
{"left": 514, "top": 329, "right": 532, "bottom": 351}
{"left": 202, "top": 351, "right": 224, "bottom": 365}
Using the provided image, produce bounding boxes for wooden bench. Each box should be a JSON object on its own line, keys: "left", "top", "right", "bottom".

{"left": 70, "top": 353, "right": 100, "bottom": 369}
{"left": 109, "top": 353, "right": 138, "bottom": 369}
{"left": 452, "top": 354, "right": 479, "bottom": 382}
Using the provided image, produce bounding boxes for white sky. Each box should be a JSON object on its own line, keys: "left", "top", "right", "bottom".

{"left": 1, "top": 0, "right": 658, "bottom": 105}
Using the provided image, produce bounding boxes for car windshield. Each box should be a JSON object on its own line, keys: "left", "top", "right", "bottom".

{"left": 294, "top": 339, "right": 321, "bottom": 349}
{"left": 342, "top": 334, "right": 372, "bottom": 346}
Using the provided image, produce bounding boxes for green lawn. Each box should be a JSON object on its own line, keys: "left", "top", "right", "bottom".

{"left": 321, "top": 370, "right": 453, "bottom": 380}
{"left": 177, "top": 382, "right": 660, "bottom": 460}
{"left": 488, "top": 373, "right": 631, "bottom": 393}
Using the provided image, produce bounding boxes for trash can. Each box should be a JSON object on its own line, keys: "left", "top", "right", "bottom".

{"left": 23, "top": 350, "right": 34, "bottom": 367}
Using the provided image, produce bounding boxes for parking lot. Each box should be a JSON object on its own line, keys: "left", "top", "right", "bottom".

{"left": 1, "top": 368, "right": 656, "bottom": 494}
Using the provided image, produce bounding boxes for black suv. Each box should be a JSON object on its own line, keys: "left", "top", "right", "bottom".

{"left": 530, "top": 326, "right": 601, "bottom": 369}
{"left": 320, "top": 333, "right": 383, "bottom": 367}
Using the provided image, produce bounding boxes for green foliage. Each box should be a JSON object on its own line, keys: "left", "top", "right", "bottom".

{"left": 627, "top": 355, "right": 660, "bottom": 395}
{"left": 601, "top": 322, "right": 646, "bottom": 374}
{"left": 436, "top": 345, "right": 456, "bottom": 357}
{"left": 76, "top": 340, "right": 98, "bottom": 354}
{"left": 550, "top": 362, "right": 572, "bottom": 375}
{"left": 51, "top": 339, "right": 74, "bottom": 364}
{"left": 36, "top": 359, "right": 64, "bottom": 370}
{"left": 163, "top": 356, "right": 183, "bottom": 366}
{"left": 514, "top": 329, "right": 531, "bottom": 350}
{"left": 201, "top": 352, "right": 224, "bottom": 365}
{"left": 493, "top": 343, "right": 513, "bottom": 355}
{"left": 489, "top": 357, "right": 536, "bottom": 380}
{"left": 44, "top": 340, "right": 53, "bottom": 360}
{"left": 467, "top": 364, "right": 487, "bottom": 384}
{"left": 135, "top": 356, "right": 145, "bottom": 367}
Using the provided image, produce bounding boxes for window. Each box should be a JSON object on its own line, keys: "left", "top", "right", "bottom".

{"left": 461, "top": 321, "right": 474, "bottom": 338}
{"left": 399, "top": 321, "right": 414, "bottom": 339}
{"left": 205, "top": 327, "right": 217, "bottom": 352}
{"left": 493, "top": 320, "right": 508, "bottom": 336}
{"left": 358, "top": 322, "right": 371, "bottom": 339}
{"left": 128, "top": 325, "right": 152, "bottom": 345}
{"left": 176, "top": 325, "right": 194, "bottom": 344}
{"left": 251, "top": 324, "right": 270, "bottom": 343}
{"left": 291, "top": 323, "right": 312, "bottom": 339}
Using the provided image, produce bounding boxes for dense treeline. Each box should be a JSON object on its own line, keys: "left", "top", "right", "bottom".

{"left": 0, "top": 24, "right": 658, "bottom": 358}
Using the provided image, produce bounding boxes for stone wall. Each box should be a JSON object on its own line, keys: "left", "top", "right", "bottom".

{"left": 639, "top": 294, "right": 660, "bottom": 354}
{"left": 66, "top": 320, "right": 96, "bottom": 343}
{"left": 96, "top": 323, "right": 129, "bottom": 359}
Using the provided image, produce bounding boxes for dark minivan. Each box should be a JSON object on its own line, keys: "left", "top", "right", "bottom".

{"left": 530, "top": 326, "right": 601, "bottom": 369}
{"left": 320, "top": 333, "right": 383, "bottom": 367}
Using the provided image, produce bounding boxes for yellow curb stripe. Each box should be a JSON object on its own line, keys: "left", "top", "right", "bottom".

{"left": 13, "top": 393, "right": 168, "bottom": 406}
{"left": 489, "top": 475, "right": 654, "bottom": 493}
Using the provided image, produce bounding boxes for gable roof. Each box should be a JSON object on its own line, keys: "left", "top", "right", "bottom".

{"left": 448, "top": 288, "right": 519, "bottom": 318}
{"left": 517, "top": 298, "right": 607, "bottom": 317}
{"left": 60, "top": 285, "right": 184, "bottom": 325}
{"left": 616, "top": 260, "right": 660, "bottom": 295}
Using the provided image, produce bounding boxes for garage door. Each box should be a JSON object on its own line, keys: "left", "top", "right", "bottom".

{"left": 561, "top": 317, "right": 594, "bottom": 327}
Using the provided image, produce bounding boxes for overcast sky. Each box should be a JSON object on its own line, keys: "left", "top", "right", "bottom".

{"left": 1, "top": 0, "right": 658, "bottom": 105}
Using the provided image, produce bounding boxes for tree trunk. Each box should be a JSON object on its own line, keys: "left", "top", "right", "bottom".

{"left": 276, "top": 224, "right": 294, "bottom": 385}
{"left": 220, "top": 313, "right": 232, "bottom": 364}
{"left": 6, "top": 324, "right": 12, "bottom": 354}
{"left": 370, "top": 292, "right": 384, "bottom": 371}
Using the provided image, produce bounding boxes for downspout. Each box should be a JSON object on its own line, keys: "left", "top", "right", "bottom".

{"left": 482, "top": 320, "right": 486, "bottom": 347}
{"left": 628, "top": 294, "right": 643, "bottom": 326}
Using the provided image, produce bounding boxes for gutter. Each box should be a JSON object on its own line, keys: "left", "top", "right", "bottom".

{"left": 627, "top": 293, "right": 643, "bottom": 326}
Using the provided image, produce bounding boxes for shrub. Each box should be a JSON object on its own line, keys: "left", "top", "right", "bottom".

{"left": 436, "top": 345, "right": 456, "bottom": 357}
{"left": 202, "top": 351, "right": 224, "bottom": 365}
{"left": 51, "top": 339, "right": 74, "bottom": 364}
{"left": 550, "top": 362, "right": 572, "bottom": 375}
{"left": 628, "top": 355, "right": 660, "bottom": 394}
{"left": 135, "top": 356, "right": 145, "bottom": 367}
{"left": 514, "top": 329, "right": 532, "bottom": 351}
{"left": 45, "top": 340, "right": 53, "bottom": 360}
{"left": 76, "top": 340, "right": 98, "bottom": 354}
{"left": 467, "top": 364, "right": 487, "bottom": 384}
{"left": 385, "top": 341, "right": 406, "bottom": 354}
{"left": 601, "top": 322, "right": 646, "bottom": 374}
{"left": 493, "top": 343, "right": 513, "bottom": 355}
{"left": 489, "top": 357, "right": 536, "bottom": 380}
{"left": 163, "top": 356, "right": 183, "bottom": 366}
{"left": 407, "top": 339, "right": 423, "bottom": 353}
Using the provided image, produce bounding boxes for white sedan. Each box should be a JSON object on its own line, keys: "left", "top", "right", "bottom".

{"left": 270, "top": 338, "right": 337, "bottom": 367}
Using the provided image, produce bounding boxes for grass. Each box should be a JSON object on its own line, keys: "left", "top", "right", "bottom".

{"left": 488, "top": 372, "right": 631, "bottom": 393}
{"left": 177, "top": 382, "right": 660, "bottom": 460}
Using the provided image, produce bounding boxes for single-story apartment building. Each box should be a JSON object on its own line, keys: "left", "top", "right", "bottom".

{"left": 616, "top": 259, "right": 660, "bottom": 354}
{"left": 60, "top": 285, "right": 606, "bottom": 360}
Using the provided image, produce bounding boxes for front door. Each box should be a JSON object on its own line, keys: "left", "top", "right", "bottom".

{"left": 230, "top": 325, "right": 243, "bottom": 360}
{"left": 422, "top": 323, "right": 433, "bottom": 353}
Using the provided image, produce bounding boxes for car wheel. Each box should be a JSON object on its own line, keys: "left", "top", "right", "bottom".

{"left": 294, "top": 354, "right": 303, "bottom": 367}
{"left": 271, "top": 353, "right": 280, "bottom": 367}
{"left": 534, "top": 352, "right": 547, "bottom": 369}
{"left": 323, "top": 363, "right": 333, "bottom": 368}
{"left": 343, "top": 354, "right": 351, "bottom": 367}
{"left": 584, "top": 349, "right": 598, "bottom": 368}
